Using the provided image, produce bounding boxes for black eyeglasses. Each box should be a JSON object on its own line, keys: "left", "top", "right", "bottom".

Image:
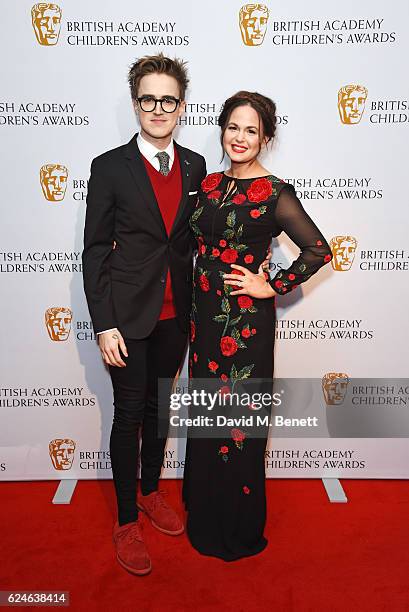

{"left": 137, "top": 96, "right": 180, "bottom": 113}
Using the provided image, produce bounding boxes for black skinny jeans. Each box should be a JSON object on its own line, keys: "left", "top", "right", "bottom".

{"left": 109, "top": 318, "right": 188, "bottom": 526}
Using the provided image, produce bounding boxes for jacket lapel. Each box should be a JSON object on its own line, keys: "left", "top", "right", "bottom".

{"left": 170, "top": 141, "right": 192, "bottom": 237}
{"left": 124, "top": 134, "right": 167, "bottom": 237}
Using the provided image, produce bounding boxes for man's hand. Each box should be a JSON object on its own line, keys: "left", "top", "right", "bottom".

{"left": 98, "top": 328, "right": 128, "bottom": 367}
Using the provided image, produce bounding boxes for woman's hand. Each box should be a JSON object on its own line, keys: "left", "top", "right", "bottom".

{"left": 261, "top": 246, "right": 272, "bottom": 272}
{"left": 223, "top": 264, "right": 276, "bottom": 298}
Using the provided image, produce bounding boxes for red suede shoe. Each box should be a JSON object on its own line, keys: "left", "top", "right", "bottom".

{"left": 112, "top": 520, "right": 152, "bottom": 575}
{"left": 137, "top": 491, "right": 184, "bottom": 536}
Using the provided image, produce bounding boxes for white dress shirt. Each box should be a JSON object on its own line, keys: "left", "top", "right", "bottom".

{"left": 97, "top": 133, "right": 175, "bottom": 336}
{"left": 136, "top": 132, "right": 175, "bottom": 172}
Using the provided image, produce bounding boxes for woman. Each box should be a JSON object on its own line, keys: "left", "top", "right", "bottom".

{"left": 182, "top": 91, "right": 332, "bottom": 561}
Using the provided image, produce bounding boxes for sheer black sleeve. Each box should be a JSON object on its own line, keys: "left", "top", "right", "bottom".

{"left": 269, "top": 184, "right": 332, "bottom": 295}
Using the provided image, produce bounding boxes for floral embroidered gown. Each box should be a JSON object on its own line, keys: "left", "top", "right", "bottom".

{"left": 182, "top": 172, "right": 332, "bottom": 561}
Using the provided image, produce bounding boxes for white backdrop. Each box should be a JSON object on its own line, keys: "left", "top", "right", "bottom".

{"left": 1, "top": 0, "right": 408, "bottom": 480}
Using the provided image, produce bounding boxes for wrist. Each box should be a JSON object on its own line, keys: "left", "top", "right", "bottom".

{"left": 97, "top": 327, "right": 119, "bottom": 335}
{"left": 267, "top": 279, "right": 278, "bottom": 297}
{"left": 264, "top": 280, "right": 276, "bottom": 298}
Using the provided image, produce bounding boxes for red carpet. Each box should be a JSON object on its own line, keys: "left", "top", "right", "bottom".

{"left": 2, "top": 479, "right": 409, "bottom": 611}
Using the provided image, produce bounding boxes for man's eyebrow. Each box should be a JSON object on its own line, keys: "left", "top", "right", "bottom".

{"left": 139, "top": 94, "right": 178, "bottom": 98}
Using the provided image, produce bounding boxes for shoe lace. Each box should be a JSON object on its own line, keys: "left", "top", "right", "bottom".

{"left": 151, "top": 490, "right": 170, "bottom": 511}
{"left": 118, "top": 522, "right": 142, "bottom": 544}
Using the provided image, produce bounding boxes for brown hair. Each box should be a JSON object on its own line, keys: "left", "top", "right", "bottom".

{"left": 128, "top": 53, "right": 189, "bottom": 101}
{"left": 218, "top": 91, "right": 277, "bottom": 153}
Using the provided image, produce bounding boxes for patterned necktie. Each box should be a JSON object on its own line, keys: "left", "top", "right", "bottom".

{"left": 155, "top": 151, "right": 170, "bottom": 176}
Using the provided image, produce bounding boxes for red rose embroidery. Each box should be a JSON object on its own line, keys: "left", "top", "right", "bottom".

{"left": 238, "top": 296, "right": 253, "bottom": 309}
{"left": 244, "top": 254, "right": 254, "bottom": 264}
{"left": 288, "top": 273, "right": 295, "bottom": 280}
{"left": 220, "top": 374, "right": 228, "bottom": 382}
{"left": 219, "top": 386, "right": 231, "bottom": 396}
{"left": 193, "top": 352, "right": 198, "bottom": 363}
{"left": 219, "top": 239, "right": 227, "bottom": 247}
{"left": 324, "top": 254, "right": 332, "bottom": 263}
{"left": 241, "top": 328, "right": 251, "bottom": 338}
{"left": 190, "top": 320, "right": 196, "bottom": 342}
{"left": 316, "top": 240, "right": 323, "bottom": 246}
{"left": 220, "top": 336, "right": 238, "bottom": 357}
{"left": 231, "top": 428, "right": 246, "bottom": 442}
{"left": 201, "top": 173, "right": 223, "bottom": 193}
{"left": 199, "top": 274, "right": 210, "bottom": 292}
{"left": 274, "top": 280, "right": 283, "bottom": 289}
{"left": 232, "top": 193, "right": 246, "bottom": 205}
{"left": 251, "top": 328, "right": 257, "bottom": 335}
{"left": 220, "top": 248, "right": 238, "bottom": 264}
{"left": 216, "top": 289, "right": 222, "bottom": 296}
{"left": 212, "top": 247, "right": 220, "bottom": 257}
{"left": 200, "top": 244, "right": 206, "bottom": 255}
{"left": 219, "top": 444, "right": 230, "bottom": 461}
{"left": 208, "top": 360, "right": 219, "bottom": 372}
{"left": 247, "top": 178, "right": 273, "bottom": 203}
{"left": 250, "top": 209, "right": 261, "bottom": 219}
{"left": 243, "top": 486, "right": 250, "bottom": 495}
{"left": 208, "top": 190, "right": 221, "bottom": 200}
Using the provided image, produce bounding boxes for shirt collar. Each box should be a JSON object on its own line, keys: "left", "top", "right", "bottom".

{"left": 137, "top": 133, "right": 175, "bottom": 165}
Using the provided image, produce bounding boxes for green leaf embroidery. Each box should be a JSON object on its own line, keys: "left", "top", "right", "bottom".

{"left": 236, "top": 338, "right": 247, "bottom": 349}
{"left": 213, "top": 314, "right": 228, "bottom": 323}
{"left": 226, "top": 211, "right": 236, "bottom": 228}
{"left": 221, "top": 298, "right": 231, "bottom": 314}
{"left": 236, "top": 364, "right": 254, "bottom": 380}
{"left": 191, "top": 206, "right": 204, "bottom": 222}
{"left": 229, "top": 316, "right": 242, "bottom": 327}
{"left": 231, "top": 327, "right": 240, "bottom": 341}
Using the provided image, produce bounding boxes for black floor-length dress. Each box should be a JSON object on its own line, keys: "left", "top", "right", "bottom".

{"left": 182, "top": 172, "right": 332, "bottom": 561}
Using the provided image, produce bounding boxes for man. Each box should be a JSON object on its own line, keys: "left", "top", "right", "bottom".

{"left": 82, "top": 54, "right": 206, "bottom": 575}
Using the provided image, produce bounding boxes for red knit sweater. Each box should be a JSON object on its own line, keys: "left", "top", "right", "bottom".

{"left": 143, "top": 149, "right": 182, "bottom": 320}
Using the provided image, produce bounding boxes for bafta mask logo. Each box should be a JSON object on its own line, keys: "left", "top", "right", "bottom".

{"left": 49, "top": 438, "right": 76, "bottom": 470}
{"left": 40, "top": 164, "right": 68, "bottom": 202}
{"left": 45, "top": 307, "right": 72, "bottom": 341}
{"left": 338, "top": 85, "right": 368, "bottom": 125}
{"left": 239, "top": 4, "right": 269, "bottom": 46}
{"left": 31, "top": 4, "right": 62, "bottom": 46}
{"left": 322, "top": 373, "right": 349, "bottom": 406}
{"left": 330, "top": 235, "right": 357, "bottom": 271}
